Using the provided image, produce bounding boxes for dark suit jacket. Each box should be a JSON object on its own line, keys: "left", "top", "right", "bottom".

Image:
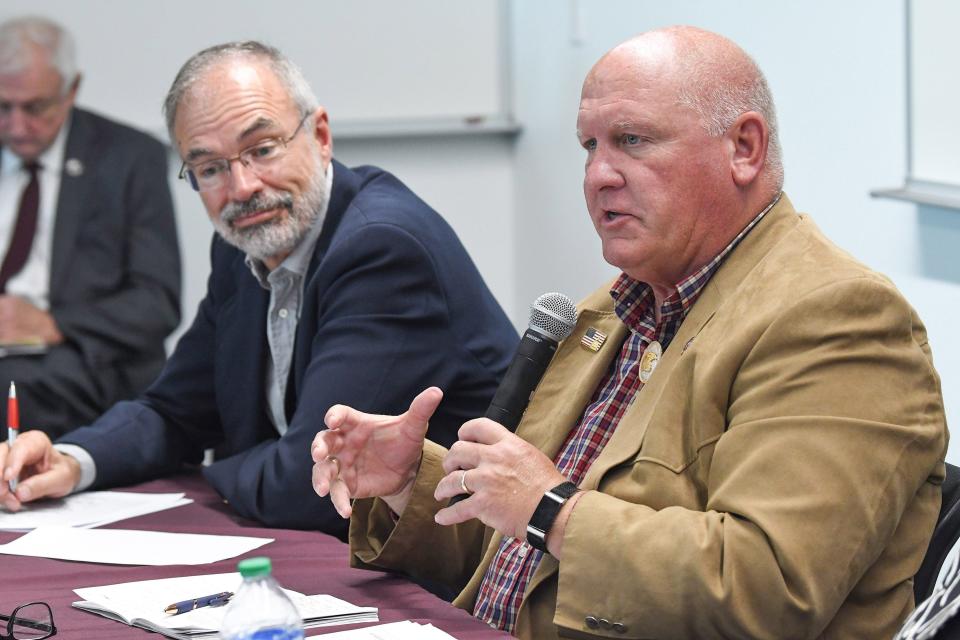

{"left": 60, "top": 160, "right": 518, "bottom": 538}
{"left": 0, "top": 107, "right": 181, "bottom": 432}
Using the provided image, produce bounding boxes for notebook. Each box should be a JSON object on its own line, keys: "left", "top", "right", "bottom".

{"left": 72, "top": 572, "right": 378, "bottom": 640}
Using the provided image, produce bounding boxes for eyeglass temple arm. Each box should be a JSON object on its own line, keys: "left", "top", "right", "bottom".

{"left": 0, "top": 612, "right": 55, "bottom": 633}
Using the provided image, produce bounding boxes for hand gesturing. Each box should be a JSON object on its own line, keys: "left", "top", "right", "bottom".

{"left": 311, "top": 387, "right": 443, "bottom": 518}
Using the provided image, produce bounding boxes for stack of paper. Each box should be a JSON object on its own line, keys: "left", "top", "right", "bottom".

{"left": 73, "top": 573, "right": 378, "bottom": 639}
{"left": 0, "top": 526, "right": 272, "bottom": 565}
{"left": 0, "top": 491, "right": 191, "bottom": 530}
{"left": 317, "top": 621, "right": 461, "bottom": 639}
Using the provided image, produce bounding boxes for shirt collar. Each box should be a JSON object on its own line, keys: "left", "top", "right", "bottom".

{"left": 246, "top": 161, "right": 335, "bottom": 288}
{"left": 610, "top": 192, "right": 782, "bottom": 332}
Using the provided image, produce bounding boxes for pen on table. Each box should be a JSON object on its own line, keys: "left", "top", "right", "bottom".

{"left": 7, "top": 381, "right": 17, "bottom": 492}
{"left": 164, "top": 591, "right": 233, "bottom": 615}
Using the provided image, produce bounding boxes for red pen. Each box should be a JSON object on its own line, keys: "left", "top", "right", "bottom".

{"left": 7, "top": 381, "right": 18, "bottom": 491}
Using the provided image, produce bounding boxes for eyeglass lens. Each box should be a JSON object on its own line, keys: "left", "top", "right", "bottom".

{"left": 182, "top": 112, "right": 309, "bottom": 192}
{"left": 9, "top": 603, "right": 55, "bottom": 640}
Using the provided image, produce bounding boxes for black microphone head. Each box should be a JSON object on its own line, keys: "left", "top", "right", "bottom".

{"left": 529, "top": 292, "right": 577, "bottom": 342}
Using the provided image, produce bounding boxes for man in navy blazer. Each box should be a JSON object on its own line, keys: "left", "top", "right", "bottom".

{"left": 0, "top": 17, "right": 180, "bottom": 437}
{"left": 0, "top": 41, "right": 517, "bottom": 538}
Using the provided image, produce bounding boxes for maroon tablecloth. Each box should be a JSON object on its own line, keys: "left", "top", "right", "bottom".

{"left": 0, "top": 472, "right": 511, "bottom": 639}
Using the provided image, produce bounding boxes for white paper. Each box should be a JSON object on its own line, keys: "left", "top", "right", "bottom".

{"left": 316, "top": 620, "right": 459, "bottom": 639}
{"left": 0, "top": 491, "right": 192, "bottom": 531}
{"left": 73, "top": 572, "right": 377, "bottom": 637}
{"left": 81, "top": 498, "right": 193, "bottom": 529}
{"left": 0, "top": 526, "right": 272, "bottom": 565}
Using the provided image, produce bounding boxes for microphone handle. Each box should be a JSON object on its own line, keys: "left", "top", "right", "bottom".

{"left": 484, "top": 328, "right": 557, "bottom": 430}
{"left": 450, "top": 328, "right": 559, "bottom": 505}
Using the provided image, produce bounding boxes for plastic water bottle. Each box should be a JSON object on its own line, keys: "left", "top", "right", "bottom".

{"left": 220, "top": 557, "right": 304, "bottom": 640}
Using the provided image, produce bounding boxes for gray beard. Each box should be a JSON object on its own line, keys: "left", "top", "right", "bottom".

{"left": 213, "top": 162, "right": 328, "bottom": 263}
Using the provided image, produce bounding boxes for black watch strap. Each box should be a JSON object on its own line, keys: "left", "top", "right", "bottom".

{"left": 526, "top": 481, "right": 579, "bottom": 553}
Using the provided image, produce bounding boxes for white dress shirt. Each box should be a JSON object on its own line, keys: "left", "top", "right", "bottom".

{"left": 0, "top": 114, "right": 70, "bottom": 310}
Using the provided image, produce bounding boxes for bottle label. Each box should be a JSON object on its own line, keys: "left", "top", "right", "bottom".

{"left": 229, "top": 628, "right": 304, "bottom": 640}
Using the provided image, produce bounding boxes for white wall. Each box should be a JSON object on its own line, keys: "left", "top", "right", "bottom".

{"left": 0, "top": 1, "right": 509, "bottom": 134}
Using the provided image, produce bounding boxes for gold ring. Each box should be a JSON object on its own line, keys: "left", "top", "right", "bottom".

{"left": 327, "top": 456, "right": 341, "bottom": 479}
{"left": 459, "top": 470, "right": 471, "bottom": 495}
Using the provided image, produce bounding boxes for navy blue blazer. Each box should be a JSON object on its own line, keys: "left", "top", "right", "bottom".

{"left": 59, "top": 161, "right": 518, "bottom": 538}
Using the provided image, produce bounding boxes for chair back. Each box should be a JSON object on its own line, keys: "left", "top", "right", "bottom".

{"left": 915, "top": 462, "right": 960, "bottom": 603}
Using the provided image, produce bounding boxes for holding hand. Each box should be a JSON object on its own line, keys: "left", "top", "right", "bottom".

{"left": 311, "top": 387, "right": 443, "bottom": 518}
{"left": 433, "top": 418, "right": 567, "bottom": 542}
{"left": 0, "top": 430, "right": 81, "bottom": 511}
{"left": 0, "top": 295, "right": 64, "bottom": 345}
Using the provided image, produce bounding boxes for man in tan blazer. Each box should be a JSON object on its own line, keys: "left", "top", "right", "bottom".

{"left": 311, "top": 26, "right": 948, "bottom": 639}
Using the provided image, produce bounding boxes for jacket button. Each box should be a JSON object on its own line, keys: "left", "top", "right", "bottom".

{"left": 599, "top": 618, "right": 612, "bottom": 629}
{"left": 612, "top": 622, "right": 627, "bottom": 633}
{"left": 585, "top": 616, "right": 600, "bottom": 629}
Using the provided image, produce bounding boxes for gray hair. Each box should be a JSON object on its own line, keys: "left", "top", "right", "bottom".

{"left": 163, "top": 41, "right": 319, "bottom": 140}
{"left": 675, "top": 43, "right": 785, "bottom": 190}
{"left": 0, "top": 16, "right": 78, "bottom": 95}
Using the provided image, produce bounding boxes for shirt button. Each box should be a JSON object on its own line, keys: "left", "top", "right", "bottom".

{"left": 584, "top": 616, "right": 600, "bottom": 629}
{"left": 278, "top": 308, "right": 289, "bottom": 319}
{"left": 517, "top": 545, "right": 527, "bottom": 558}
{"left": 599, "top": 618, "right": 612, "bottom": 629}
{"left": 612, "top": 622, "right": 627, "bottom": 633}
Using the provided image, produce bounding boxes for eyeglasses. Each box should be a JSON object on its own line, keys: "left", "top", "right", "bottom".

{"left": 178, "top": 113, "right": 311, "bottom": 192}
{"left": 0, "top": 602, "right": 57, "bottom": 639}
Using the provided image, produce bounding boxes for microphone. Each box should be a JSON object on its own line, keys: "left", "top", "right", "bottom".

{"left": 451, "top": 292, "right": 578, "bottom": 503}
{"left": 485, "top": 292, "right": 578, "bottom": 430}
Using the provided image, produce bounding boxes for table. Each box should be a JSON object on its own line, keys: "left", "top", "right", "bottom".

{"left": 0, "top": 472, "right": 512, "bottom": 639}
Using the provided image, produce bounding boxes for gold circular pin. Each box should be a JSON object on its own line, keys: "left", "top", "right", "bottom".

{"left": 639, "top": 340, "right": 662, "bottom": 383}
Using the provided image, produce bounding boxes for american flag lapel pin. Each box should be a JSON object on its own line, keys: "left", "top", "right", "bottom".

{"left": 580, "top": 327, "right": 607, "bottom": 352}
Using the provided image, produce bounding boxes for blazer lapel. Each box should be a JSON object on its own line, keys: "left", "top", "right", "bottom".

{"left": 219, "top": 263, "right": 272, "bottom": 447}
{"left": 286, "top": 160, "right": 356, "bottom": 417}
{"left": 469, "top": 288, "right": 625, "bottom": 611}
{"left": 578, "top": 196, "right": 802, "bottom": 488}
{"left": 50, "top": 110, "right": 95, "bottom": 297}
{"left": 578, "top": 276, "right": 723, "bottom": 489}
{"left": 515, "top": 293, "right": 627, "bottom": 460}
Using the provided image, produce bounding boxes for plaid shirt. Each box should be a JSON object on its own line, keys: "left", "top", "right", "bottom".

{"left": 472, "top": 197, "right": 778, "bottom": 632}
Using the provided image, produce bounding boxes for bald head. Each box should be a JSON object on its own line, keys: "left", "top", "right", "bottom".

{"left": 578, "top": 26, "right": 784, "bottom": 292}
{"left": 586, "top": 26, "right": 783, "bottom": 192}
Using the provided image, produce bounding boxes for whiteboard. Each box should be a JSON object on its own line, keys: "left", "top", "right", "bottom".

{"left": 0, "top": 0, "right": 513, "bottom": 138}
{"left": 909, "top": 0, "right": 959, "bottom": 186}
{"left": 873, "top": 0, "right": 960, "bottom": 208}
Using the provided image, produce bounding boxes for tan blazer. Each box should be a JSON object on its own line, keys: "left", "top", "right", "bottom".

{"left": 351, "top": 195, "right": 948, "bottom": 640}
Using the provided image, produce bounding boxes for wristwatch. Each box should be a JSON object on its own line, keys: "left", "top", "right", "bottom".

{"left": 526, "top": 481, "right": 579, "bottom": 553}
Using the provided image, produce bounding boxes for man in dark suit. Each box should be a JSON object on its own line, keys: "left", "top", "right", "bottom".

{"left": 0, "top": 17, "right": 181, "bottom": 437}
{"left": 0, "top": 41, "right": 517, "bottom": 538}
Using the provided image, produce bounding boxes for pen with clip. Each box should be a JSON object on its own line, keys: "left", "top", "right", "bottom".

{"left": 164, "top": 591, "right": 233, "bottom": 615}
{"left": 7, "top": 382, "right": 17, "bottom": 492}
